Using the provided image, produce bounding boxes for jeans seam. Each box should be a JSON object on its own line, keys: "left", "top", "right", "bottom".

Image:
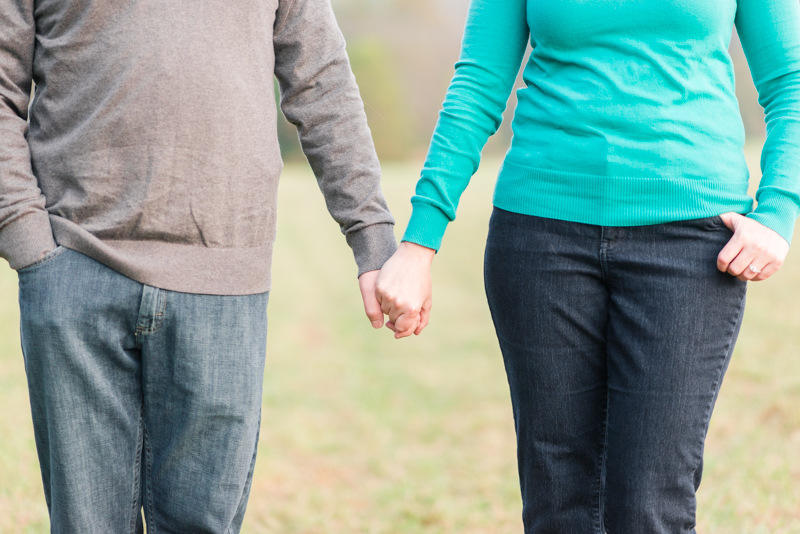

{"left": 688, "top": 284, "right": 746, "bottom": 529}
{"left": 150, "top": 290, "right": 167, "bottom": 333}
{"left": 143, "top": 421, "right": 157, "bottom": 534}
{"left": 594, "top": 388, "right": 609, "bottom": 533}
{"left": 129, "top": 406, "right": 144, "bottom": 534}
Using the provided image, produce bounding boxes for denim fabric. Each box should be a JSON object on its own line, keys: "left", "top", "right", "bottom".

{"left": 484, "top": 208, "right": 747, "bottom": 534}
{"left": 18, "top": 247, "right": 268, "bottom": 534}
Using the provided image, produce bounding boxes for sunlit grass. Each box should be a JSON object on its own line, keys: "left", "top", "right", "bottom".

{"left": 0, "top": 144, "right": 798, "bottom": 532}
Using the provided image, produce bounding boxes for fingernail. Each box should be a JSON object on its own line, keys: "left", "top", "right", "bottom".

{"left": 371, "top": 320, "right": 381, "bottom": 328}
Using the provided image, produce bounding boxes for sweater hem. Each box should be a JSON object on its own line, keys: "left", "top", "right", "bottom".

{"left": 51, "top": 216, "right": 273, "bottom": 295}
{"left": 493, "top": 160, "right": 755, "bottom": 227}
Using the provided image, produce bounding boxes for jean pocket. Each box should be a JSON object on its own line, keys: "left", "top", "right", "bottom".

{"left": 699, "top": 215, "right": 727, "bottom": 230}
{"left": 16, "top": 246, "right": 68, "bottom": 274}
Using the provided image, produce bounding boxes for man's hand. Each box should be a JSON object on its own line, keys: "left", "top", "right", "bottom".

{"left": 359, "top": 270, "right": 385, "bottom": 329}
{"left": 717, "top": 212, "right": 790, "bottom": 281}
{"left": 375, "top": 242, "right": 435, "bottom": 339}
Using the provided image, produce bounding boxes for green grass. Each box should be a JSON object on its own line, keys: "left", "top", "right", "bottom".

{"left": 1, "top": 149, "right": 799, "bottom": 532}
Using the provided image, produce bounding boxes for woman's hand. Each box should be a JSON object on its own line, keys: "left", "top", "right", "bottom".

{"left": 375, "top": 242, "right": 435, "bottom": 339}
{"left": 717, "top": 212, "right": 790, "bottom": 281}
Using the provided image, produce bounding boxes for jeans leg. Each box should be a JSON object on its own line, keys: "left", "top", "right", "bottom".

{"left": 18, "top": 249, "right": 144, "bottom": 534}
{"left": 602, "top": 218, "right": 747, "bottom": 533}
{"left": 137, "top": 288, "right": 268, "bottom": 534}
{"left": 484, "top": 209, "right": 610, "bottom": 534}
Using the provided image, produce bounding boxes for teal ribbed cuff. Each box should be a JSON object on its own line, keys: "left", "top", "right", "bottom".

{"left": 748, "top": 191, "right": 800, "bottom": 244}
{"left": 401, "top": 201, "right": 451, "bottom": 251}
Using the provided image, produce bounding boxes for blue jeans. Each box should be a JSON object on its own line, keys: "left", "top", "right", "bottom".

{"left": 18, "top": 247, "right": 269, "bottom": 533}
{"left": 484, "top": 208, "right": 747, "bottom": 534}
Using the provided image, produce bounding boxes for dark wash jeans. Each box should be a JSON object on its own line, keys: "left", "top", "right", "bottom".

{"left": 484, "top": 208, "right": 747, "bottom": 534}
{"left": 18, "top": 247, "right": 269, "bottom": 534}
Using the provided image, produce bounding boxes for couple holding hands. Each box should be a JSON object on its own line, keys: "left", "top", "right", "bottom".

{"left": 2, "top": 0, "right": 798, "bottom": 531}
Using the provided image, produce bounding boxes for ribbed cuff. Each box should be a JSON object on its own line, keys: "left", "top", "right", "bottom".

{"left": 346, "top": 223, "right": 398, "bottom": 277}
{"left": 0, "top": 211, "right": 57, "bottom": 270}
{"left": 401, "top": 202, "right": 451, "bottom": 252}
{"left": 748, "top": 191, "right": 800, "bottom": 245}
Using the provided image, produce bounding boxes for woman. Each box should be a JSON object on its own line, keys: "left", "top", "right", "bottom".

{"left": 374, "top": 0, "right": 800, "bottom": 531}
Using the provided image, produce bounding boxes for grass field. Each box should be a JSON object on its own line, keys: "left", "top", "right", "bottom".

{"left": 1, "top": 148, "right": 799, "bottom": 533}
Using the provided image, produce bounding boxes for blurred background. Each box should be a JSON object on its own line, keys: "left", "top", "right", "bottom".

{"left": 2, "top": 1, "right": 799, "bottom": 533}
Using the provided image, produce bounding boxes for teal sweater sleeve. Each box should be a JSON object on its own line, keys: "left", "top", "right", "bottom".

{"left": 402, "top": 0, "right": 528, "bottom": 251}
{"left": 737, "top": 0, "right": 800, "bottom": 242}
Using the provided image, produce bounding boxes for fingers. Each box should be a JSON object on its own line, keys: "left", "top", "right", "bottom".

{"left": 716, "top": 215, "right": 789, "bottom": 282}
{"left": 415, "top": 301, "right": 431, "bottom": 336}
{"left": 378, "top": 294, "right": 420, "bottom": 337}
{"left": 358, "top": 270, "right": 384, "bottom": 329}
{"left": 364, "top": 301, "right": 384, "bottom": 329}
{"left": 726, "top": 248, "right": 757, "bottom": 280}
{"left": 722, "top": 241, "right": 782, "bottom": 281}
{"left": 382, "top": 297, "right": 407, "bottom": 325}
{"left": 753, "top": 262, "right": 780, "bottom": 281}
{"left": 386, "top": 305, "right": 430, "bottom": 339}
{"left": 393, "top": 311, "right": 420, "bottom": 339}
{"left": 386, "top": 296, "right": 433, "bottom": 338}
{"left": 717, "top": 237, "right": 742, "bottom": 273}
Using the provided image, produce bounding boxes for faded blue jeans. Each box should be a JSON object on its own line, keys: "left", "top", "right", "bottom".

{"left": 484, "top": 208, "right": 748, "bottom": 534}
{"left": 18, "top": 247, "right": 268, "bottom": 533}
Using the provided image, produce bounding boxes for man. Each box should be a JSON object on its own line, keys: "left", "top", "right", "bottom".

{"left": 0, "top": 0, "right": 395, "bottom": 530}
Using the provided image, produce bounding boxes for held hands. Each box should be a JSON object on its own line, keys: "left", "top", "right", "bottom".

{"left": 717, "top": 212, "right": 789, "bottom": 281}
{"left": 357, "top": 242, "right": 435, "bottom": 338}
{"left": 370, "top": 242, "right": 435, "bottom": 339}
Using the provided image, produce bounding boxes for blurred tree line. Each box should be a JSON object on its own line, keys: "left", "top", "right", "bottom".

{"left": 277, "top": 0, "right": 766, "bottom": 162}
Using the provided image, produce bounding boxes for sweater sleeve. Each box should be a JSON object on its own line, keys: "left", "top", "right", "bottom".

{"left": 736, "top": 0, "right": 800, "bottom": 244}
{"left": 401, "top": 0, "right": 529, "bottom": 251}
{"left": 273, "top": 0, "right": 397, "bottom": 276}
{"left": 0, "top": 0, "right": 57, "bottom": 270}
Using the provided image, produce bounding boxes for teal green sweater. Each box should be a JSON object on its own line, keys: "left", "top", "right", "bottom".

{"left": 403, "top": 0, "right": 800, "bottom": 250}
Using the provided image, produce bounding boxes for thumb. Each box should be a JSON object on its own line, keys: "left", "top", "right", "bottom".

{"left": 358, "top": 270, "right": 384, "bottom": 329}
{"left": 363, "top": 293, "right": 384, "bottom": 329}
{"left": 719, "top": 212, "right": 742, "bottom": 233}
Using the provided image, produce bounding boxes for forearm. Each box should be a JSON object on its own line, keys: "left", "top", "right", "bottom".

{"left": 402, "top": 0, "right": 529, "bottom": 251}
{"left": 273, "top": 0, "right": 396, "bottom": 275}
{"left": 736, "top": 0, "right": 800, "bottom": 244}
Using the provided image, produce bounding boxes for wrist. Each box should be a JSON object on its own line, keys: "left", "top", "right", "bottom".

{"left": 398, "top": 240, "right": 436, "bottom": 265}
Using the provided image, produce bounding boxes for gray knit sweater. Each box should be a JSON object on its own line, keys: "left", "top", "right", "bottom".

{"left": 0, "top": 0, "right": 397, "bottom": 295}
